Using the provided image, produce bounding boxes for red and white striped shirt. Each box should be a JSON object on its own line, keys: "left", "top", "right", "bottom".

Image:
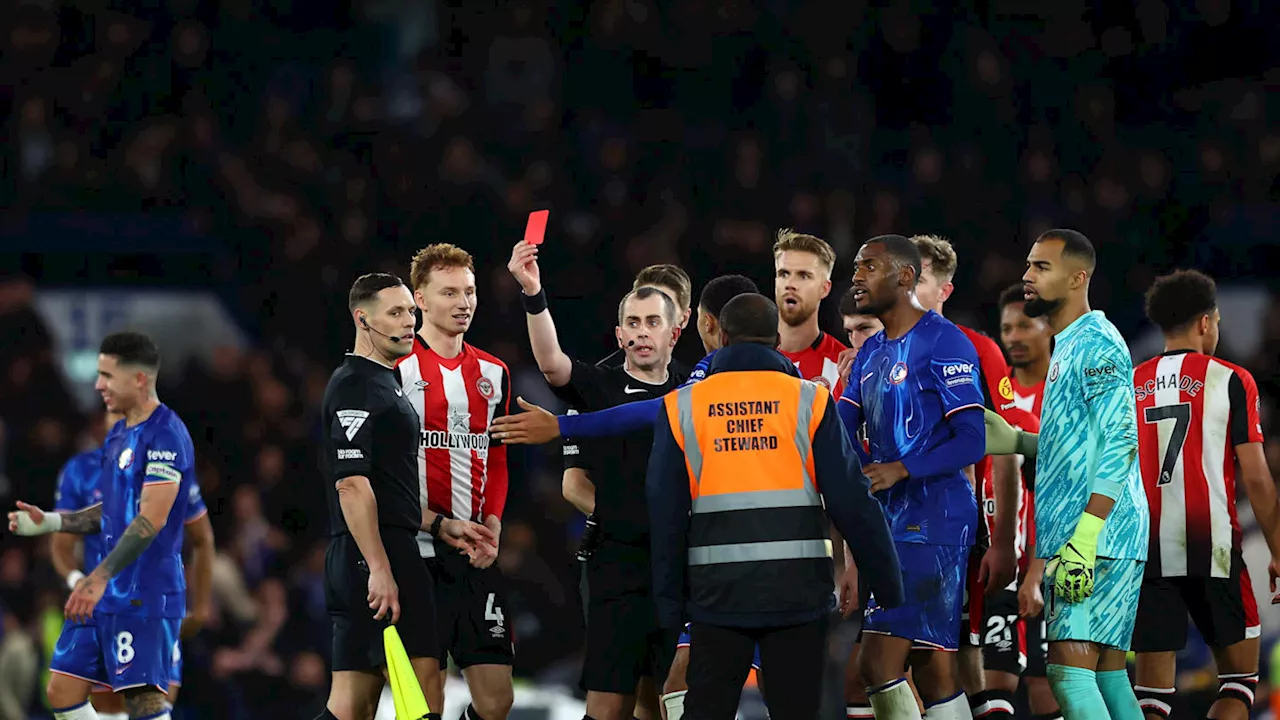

{"left": 780, "top": 331, "right": 846, "bottom": 398}
{"left": 397, "top": 337, "right": 510, "bottom": 558}
{"left": 1134, "top": 350, "right": 1264, "bottom": 578}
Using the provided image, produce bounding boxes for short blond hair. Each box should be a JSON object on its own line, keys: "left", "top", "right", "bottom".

{"left": 910, "top": 234, "right": 958, "bottom": 283}
{"left": 773, "top": 229, "right": 835, "bottom": 276}
{"left": 633, "top": 264, "right": 692, "bottom": 312}
{"left": 409, "top": 244, "right": 475, "bottom": 290}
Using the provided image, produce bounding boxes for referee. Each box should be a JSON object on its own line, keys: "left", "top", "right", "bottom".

{"left": 509, "top": 241, "right": 687, "bottom": 720}
{"left": 318, "top": 273, "right": 495, "bottom": 720}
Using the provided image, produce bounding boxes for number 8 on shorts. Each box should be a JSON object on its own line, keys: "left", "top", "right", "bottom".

{"left": 96, "top": 613, "right": 182, "bottom": 692}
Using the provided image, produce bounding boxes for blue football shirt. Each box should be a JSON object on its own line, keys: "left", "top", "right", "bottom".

{"left": 839, "top": 311, "right": 985, "bottom": 546}
{"left": 99, "top": 404, "right": 196, "bottom": 618}
{"left": 54, "top": 448, "right": 107, "bottom": 568}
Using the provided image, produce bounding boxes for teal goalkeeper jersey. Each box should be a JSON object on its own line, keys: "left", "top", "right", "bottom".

{"left": 1035, "top": 310, "right": 1149, "bottom": 561}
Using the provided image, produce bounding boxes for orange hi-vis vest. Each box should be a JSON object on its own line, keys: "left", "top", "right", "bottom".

{"left": 664, "top": 370, "right": 835, "bottom": 618}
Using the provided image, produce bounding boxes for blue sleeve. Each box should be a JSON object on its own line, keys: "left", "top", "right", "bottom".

{"left": 646, "top": 407, "right": 692, "bottom": 630}
{"left": 899, "top": 405, "right": 986, "bottom": 479}
{"left": 185, "top": 479, "right": 208, "bottom": 523}
{"left": 928, "top": 326, "right": 987, "bottom": 417}
{"left": 811, "top": 396, "right": 903, "bottom": 608}
{"left": 142, "top": 426, "right": 192, "bottom": 487}
{"left": 837, "top": 349, "right": 870, "bottom": 464}
{"left": 558, "top": 397, "right": 665, "bottom": 438}
{"left": 1083, "top": 337, "right": 1139, "bottom": 500}
{"left": 54, "top": 457, "right": 84, "bottom": 512}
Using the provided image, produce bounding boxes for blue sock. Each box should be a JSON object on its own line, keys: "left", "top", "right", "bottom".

{"left": 1097, "top": 669, "right": 1143, "bottom": 720}
{"left": 1046, "top": 664, "right": 1109, "bottom": 719}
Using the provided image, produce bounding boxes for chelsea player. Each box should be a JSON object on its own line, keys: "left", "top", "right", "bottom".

{"left": 10, "top": 332, "right": 195, "bottom": 720}
{"left": 44, "top": 409, "right": 213, "bottom": 719}
{"left": 838, "top": 235, "right": 986, "bottom": 720}
{"left": 1015, "top": 230, "right": 1147, "bottom": 720}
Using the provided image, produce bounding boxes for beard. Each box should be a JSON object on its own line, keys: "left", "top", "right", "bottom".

{"left": 778, "top": 301, "right": 816, "bottom": 327}
{"left": 1023, "top": 295, "right": 1064, "bottom": 318}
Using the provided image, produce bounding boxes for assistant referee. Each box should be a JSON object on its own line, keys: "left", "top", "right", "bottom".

{"left": 318, "top": 273, "right": 494, "bottom": 720}
{"left": 646, "top": 293, "right": 904, "bottom": 720}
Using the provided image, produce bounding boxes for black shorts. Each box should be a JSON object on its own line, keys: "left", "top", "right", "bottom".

{"left": 581, "top": 543, "right": 676, "bottom": 694}
{"left": 1132, "top": 569, "right": 1261, "bottom": 653}
{"left": 972, "top": 590, "right": 1026, "bottom": 676}
{"left": 424, "top": 549, "right": 515, "bottom": 669}
{"left": 326, "top": 527, "right": 439, "bottom": 672}
{"left": 1024, "top": 609, "right": 1048, "bottom": 678}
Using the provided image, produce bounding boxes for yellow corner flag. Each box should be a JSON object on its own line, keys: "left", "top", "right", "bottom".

{"left": 384, "top": 625, "right": 431, "bottom": 720}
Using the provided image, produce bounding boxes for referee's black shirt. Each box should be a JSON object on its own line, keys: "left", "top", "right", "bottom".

{"left": 553, "top": 358, "right": 689, "bottom": 546}
{"left": 320, "top": 354, "right": 422, "bottom": 535}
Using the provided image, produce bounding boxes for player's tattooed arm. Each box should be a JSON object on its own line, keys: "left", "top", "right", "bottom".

{"left": 58, "top": 505, "right": 103, "bottom": 534}
{"left": 90, "top": 515, "right": 160, "bottom": 580}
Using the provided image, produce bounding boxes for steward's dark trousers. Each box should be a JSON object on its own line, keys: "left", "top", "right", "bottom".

{"left": 685, "top": 614, "right": 830, "bottom": 720}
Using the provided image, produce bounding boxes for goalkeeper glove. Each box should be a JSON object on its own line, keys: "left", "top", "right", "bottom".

{"left": 983, "top": 408, "right": 1038, "bottom": 458}
{"left": 1051, "top": 512, "right": 1105, "bottom": 603}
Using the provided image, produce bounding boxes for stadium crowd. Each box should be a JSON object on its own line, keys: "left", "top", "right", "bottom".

{"left": 1, "top": 1, "right": 1279, "bottom": 718}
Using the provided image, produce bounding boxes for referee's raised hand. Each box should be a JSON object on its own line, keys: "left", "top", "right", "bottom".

{"left": 367, "top": 564, "right": 400, "bottom": 623}
{"left": 508, "top": 241, "right": 541, "bottom": 295}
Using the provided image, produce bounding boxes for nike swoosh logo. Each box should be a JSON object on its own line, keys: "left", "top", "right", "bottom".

{"left": 394, "top": 388, "right": 403, "bottom": 396}
{"left": 861, "top": 372, "right": 875, "bottom": 382}
{"left": 623, "top": 386, "right": 647, "bottom": 394}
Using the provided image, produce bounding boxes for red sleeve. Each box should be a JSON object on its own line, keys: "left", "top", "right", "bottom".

{"left": 960, "top": 327, "right": 1012, "bottom": 416}
{"left": 483, "top": 365, "right": 512, "bottom": 520}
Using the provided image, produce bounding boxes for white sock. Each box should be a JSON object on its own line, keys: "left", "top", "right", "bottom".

{"left": 869, "top": 679, "right": 923, "bottom": 720}
{"left": 923, "top": 691, "right": 969, "bottom": 720}
{"left": 662, "top": 690, "right": 687, "bottom": 720}
{"left": 53, "top": 701, "right": 100, "bottom": 720}
{"left": 99, "top": 714, "right": 129, "bottom": 720}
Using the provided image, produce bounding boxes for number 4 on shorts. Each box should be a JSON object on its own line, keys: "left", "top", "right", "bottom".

{"left": 484, "top": 592, "right": 504, "bottom": 625}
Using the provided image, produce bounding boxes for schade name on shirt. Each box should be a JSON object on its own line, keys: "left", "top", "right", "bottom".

{"left": 1134, "top": 372, "right": 1204, "bottom": 402}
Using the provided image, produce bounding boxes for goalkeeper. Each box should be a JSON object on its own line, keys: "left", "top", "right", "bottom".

{"left": 989, "top": 230, "right": 1149, "bottom": 720}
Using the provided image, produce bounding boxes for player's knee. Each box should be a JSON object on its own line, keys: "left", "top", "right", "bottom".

{"left": 844, "top": 660, "right": 869, "bottom": 703}
{"left": 45, "top": 675, "right": 84, "bottom": 710}
{"left": 470, "top": 691, "right": 514, "bottom": 720}
{"left": 663, "top": 649, "right": 689, "bottom": 695}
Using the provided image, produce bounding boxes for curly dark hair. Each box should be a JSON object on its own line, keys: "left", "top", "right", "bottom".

{"left": 1144, "top": 269, "right": 1217, "bottom": 333}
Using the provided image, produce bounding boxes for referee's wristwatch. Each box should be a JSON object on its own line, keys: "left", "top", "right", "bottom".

{"left": 429, "top": 514, "right": 445, "bottom": 538}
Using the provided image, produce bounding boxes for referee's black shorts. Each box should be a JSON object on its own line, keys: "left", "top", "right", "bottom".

{"left": 582, "top": 542, "right": 677, "bottom": 693}
{"left": 326, "top": 526, "right": 439, "bottom": 672}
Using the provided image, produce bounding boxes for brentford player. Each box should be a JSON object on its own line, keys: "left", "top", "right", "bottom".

{"left": 398, "top": 244, "right": 515, "bottom": 720}
{"left": 996, "top": 283, "right": 1060, "bottom": 720}
{"left": 773, "top": 229, "right": 847, "bottom": 397}
{"left": 1132, "top": 270, "right": 1280, "bottom": 720}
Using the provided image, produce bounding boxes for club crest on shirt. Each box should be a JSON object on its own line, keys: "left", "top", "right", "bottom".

{"left": 476, "top": 376, "right": 495, "bottom": 399}
{"left": 888, "top": 362, "right": 909, "bottom": 385}
{"left": 809, "top": 374, "right": 831, "bottom": 390}
{"left": 118, "top": 447, "right": 134, "bottom": 470}
{"left": 1048, "top": 362, "right": 1060, "bottom": 382}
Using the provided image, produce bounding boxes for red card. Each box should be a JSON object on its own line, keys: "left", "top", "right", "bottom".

{"left": 524, "top": 210, "right": 549, "bottom": 245}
